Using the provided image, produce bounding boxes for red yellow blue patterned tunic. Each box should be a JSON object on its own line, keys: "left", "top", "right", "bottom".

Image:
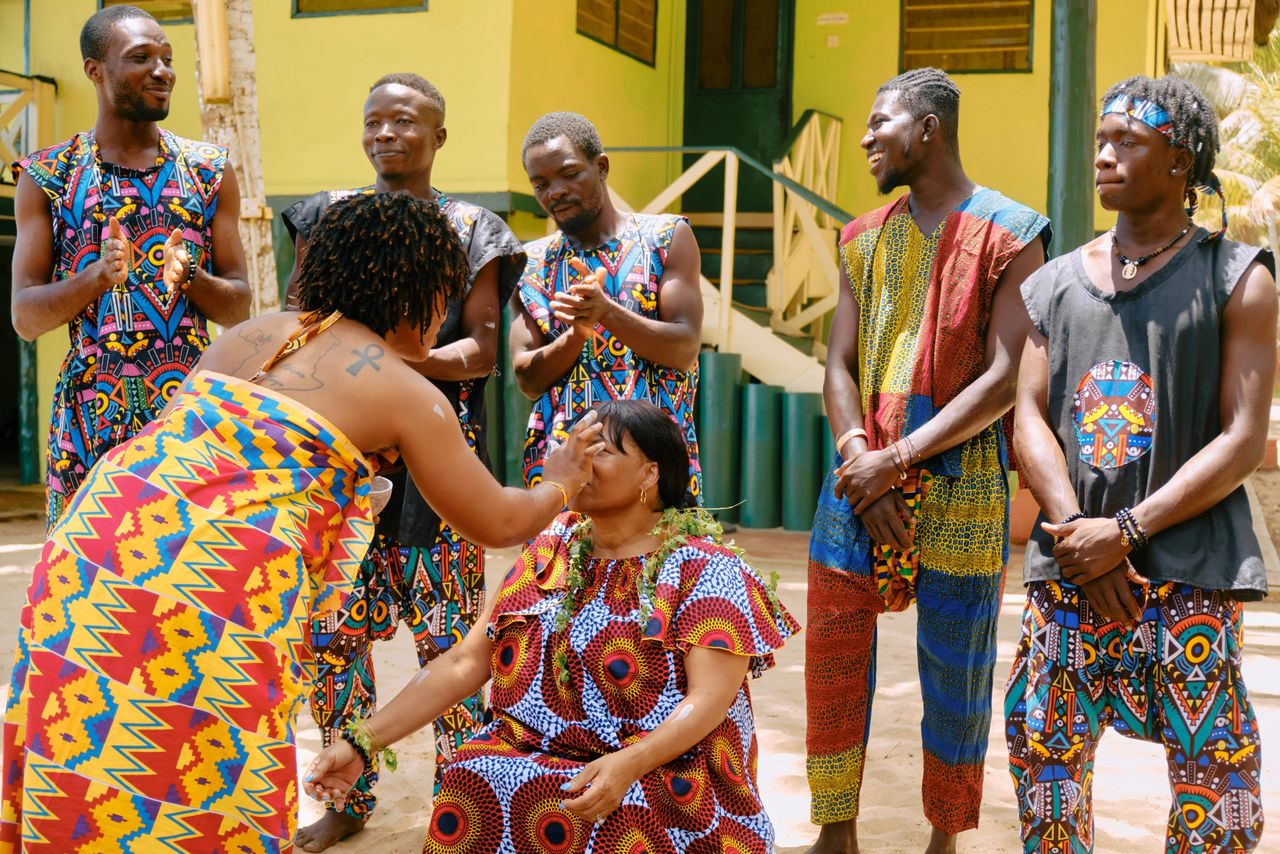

{"left": 0, "top": 372, "right": 374, "bottom": 853}
{"left": 424, "top": 512, "right": 799, "bottom": 853}
{"left": 519, "top": 214, "right": 701, "bottom": 500}
{"left": 12, "top": 130, "right": 227, "bottom": 528}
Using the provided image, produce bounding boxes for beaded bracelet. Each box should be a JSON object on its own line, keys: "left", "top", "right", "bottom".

{"left": 345, "top": 716, "right": 397, "bottom": 773}
{"left": 1061, "top": 512, "right": 1086, "bottom": 525}
{"left": 1114, "top": 507, "right": 1150, "bottom": 550}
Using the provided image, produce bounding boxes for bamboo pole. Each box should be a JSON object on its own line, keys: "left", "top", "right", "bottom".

{"left": 192, "top": 0, "right": 279, "bottom": 317}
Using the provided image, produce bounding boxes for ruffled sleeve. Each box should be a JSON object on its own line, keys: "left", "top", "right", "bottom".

{"left": 640, "top": 537, "right": 800, "bottom": 677}
{"left": 485, "top": 511, "right": 579, "bottom": 635}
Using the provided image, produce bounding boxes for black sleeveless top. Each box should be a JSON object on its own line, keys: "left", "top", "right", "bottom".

{"left": 1020, "top": 231, "right": 1274, "bottom": 600}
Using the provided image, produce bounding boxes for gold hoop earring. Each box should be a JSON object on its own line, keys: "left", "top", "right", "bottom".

{"left": 639, "top": 487, "right": 648, "bottom": 506}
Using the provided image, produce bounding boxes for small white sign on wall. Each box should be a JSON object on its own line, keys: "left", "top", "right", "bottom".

{"left": 816, "top": 12, "right": 849, "bottom": 26}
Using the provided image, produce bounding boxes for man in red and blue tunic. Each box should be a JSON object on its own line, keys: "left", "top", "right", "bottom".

{"left": 11, "top": 4, "right": 250, "bottom": 528}
{"left": 512, "top": 111, "right": 704, "bottom": 502}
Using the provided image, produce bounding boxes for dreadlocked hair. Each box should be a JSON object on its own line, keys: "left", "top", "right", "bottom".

{"left": 878, "top": 67, "right": 962, "bottom": 148}
{"left": 296, "top": 193, "right": 468, "bottom": 338}
{"left": 1102, "top": 75, "right": 1220, "bottom": 187}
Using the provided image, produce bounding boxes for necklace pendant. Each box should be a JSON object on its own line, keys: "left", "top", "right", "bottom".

{"left": 1122, "top": 261, "right": 1138, "bottom": 280}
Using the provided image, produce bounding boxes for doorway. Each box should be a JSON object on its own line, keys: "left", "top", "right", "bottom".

{"left": 682, "top": 0, "right": 794, "bottom": 211}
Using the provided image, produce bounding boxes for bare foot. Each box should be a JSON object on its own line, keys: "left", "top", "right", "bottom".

{"left": 923, "top": 826, "right": 957, "bottom": 854}
{"left": 296, "top": 811, "right": 364, "bottom": 853}
{"left": 806, "top": 820, "right": 859, "bottom": 854}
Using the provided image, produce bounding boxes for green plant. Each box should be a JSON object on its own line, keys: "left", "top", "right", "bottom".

{"left": 1174, "top": 30, "right": 1280, "bottom": 248}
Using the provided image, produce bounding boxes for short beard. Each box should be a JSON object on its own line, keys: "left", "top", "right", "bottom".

{"left": 876, "top": 140, "right": 910, "bottom": 194}
{"left": 557, "top": 204, "right": 602, "bottom": 236}
{"left": 114, "top": 90, "right": 169, "bottom": 122}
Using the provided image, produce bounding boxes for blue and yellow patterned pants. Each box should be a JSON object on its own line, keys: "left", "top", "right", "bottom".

{"left": 308, "top": 528, "right": 487, "bottom": 820}
{"left": 1006, "top": 579, "right": 1264, "bottom": 853}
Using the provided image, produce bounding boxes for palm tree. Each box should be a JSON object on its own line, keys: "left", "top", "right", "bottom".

{"left": 1174, "top": 28, "right": 1280, "bottom": 249}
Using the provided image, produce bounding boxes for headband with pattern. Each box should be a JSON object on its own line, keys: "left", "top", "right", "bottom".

{"left": 1101, "top": 94, "right": 1226, "bottom": 241}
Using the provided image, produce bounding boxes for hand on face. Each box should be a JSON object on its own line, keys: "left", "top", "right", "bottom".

{"left": 542, "top": 410, "right": 606, "bottom": 497}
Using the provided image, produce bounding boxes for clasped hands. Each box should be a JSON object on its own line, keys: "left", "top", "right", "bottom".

{"left": 551, "top": 258, "right": 613, "bottom": 339}
{"left": 96, "top": 215, "right": 193, "bottom": 294}
{"left": 1042, "top": 516, "right": 1148, "bottom": 629}
{"left": 835, "top": 448, "right": 915, "bottom": 552}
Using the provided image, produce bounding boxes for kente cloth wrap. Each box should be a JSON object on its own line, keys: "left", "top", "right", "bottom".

{"left": 13, "top": 130, "right": 227, "bottom": 529}
{"left": 518, "top": 213, "right": 701, "bottom": 501}
{"left": 806, "top": 188, "right": 1048, "bottom": 830}
{"left": 1006, "top": 580, "right": 1264, "bottom": 853}
{"left": 422, "top": 512, "right": 799, "bottom": 853}
{"left": 284, "top": 187, "right": 523, "bottom": 817}
{"left": 0, "top": 372, "right": 374, "bottom": 852}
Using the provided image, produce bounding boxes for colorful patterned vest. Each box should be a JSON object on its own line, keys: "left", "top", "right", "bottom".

{"left": 14, "top": 129, "right": 227, "bottom": 526}
{"left": 518, "top": 213, "right": 701, "bottom": 500}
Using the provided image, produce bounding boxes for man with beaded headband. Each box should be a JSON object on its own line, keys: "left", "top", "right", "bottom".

{"left": 1007, "top": 74, "right": 1273, "bottom": 852}
{"left": 805, "top": 68, "right": 1049, "bottom": 854}
{"left": 280, "top": 72, "right": 525, "bottom": 851}
{"left": 11, "top": 4, "right": 250, "bottom": 528}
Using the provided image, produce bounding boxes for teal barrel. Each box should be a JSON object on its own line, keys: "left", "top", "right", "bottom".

{"left": 739, "top": 383, "right": 782, "bottom": 528}
{"left": 782, "top": 392, "right": 824, "bottom": 530}
{"left": 821, "top": 415, "right": 837, "bottom": 473}
{"left": 696, "top": 350, "right": 743, "bottom": 521}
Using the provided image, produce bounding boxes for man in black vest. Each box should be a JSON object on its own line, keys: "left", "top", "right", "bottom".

{"left": 1008, "top": 75, "right": 1273, "bottom": 852}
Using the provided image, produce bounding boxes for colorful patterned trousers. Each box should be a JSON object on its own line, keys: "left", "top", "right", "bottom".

{"left": 807, "top": 446, "right": 1008, "bottom": 833}
{"left": 1005, "top": 579, "right": 1264, "bottom": 853}
{"left": 308, "top": 527, "right": 487, "bottom": 819}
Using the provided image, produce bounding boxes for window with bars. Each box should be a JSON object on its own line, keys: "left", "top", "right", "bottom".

{"left": 900, "top": 0, "right": 1033, "bottom": 73}
{"left": 100, "top": 0, "right": 192, "bottom": 23}
{"left": 292, "top": 0, "right": 428, "bottom": 17}
{"left": 577, "top": 0, "right": 658, "bottom": 66}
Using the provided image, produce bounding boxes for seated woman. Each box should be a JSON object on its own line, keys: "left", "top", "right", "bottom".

{"left": 0, "top": 193, "right": 602, "bottom": 853}
{"left": 305, "top": 399, "right": 800, "bottom": 853}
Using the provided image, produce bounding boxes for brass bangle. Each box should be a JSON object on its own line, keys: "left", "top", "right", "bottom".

{"left": 542, "top": 479, "right": 571, "bottom": 507}
{"left": 358, "top": 720, "right": 383, "bottom": 754}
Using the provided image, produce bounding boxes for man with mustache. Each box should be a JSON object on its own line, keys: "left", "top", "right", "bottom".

{"left": 805, "top": 68, "right": 1048, "bottom": 854}
{"left": 10, "top": 3, "right": 249, "bottom": 528}
{"left": 1007, "top": 75, "right": 1272, "bottom": 853}
{"left": 280, "top": 72, "right": 525, "bottom": 852}
{"left": 513, "top": 111, "right": 703, "bottom": 498}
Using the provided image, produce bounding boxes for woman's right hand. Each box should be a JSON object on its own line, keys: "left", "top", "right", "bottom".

{"left": 541, "top": 410, "right": 605, "bottom": 495}
{"left": 303, "top": 740, "right": 364, "bottom": 810}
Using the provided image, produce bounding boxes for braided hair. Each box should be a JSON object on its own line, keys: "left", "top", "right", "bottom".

{"left": 878, "top": 67, "right": 962, "bottom": 149}
{"left": 1101, "top": 75, "right": 1219, "bottom": 187}
{"left": 296, "top": 193, "right": 469, "bottom": 338}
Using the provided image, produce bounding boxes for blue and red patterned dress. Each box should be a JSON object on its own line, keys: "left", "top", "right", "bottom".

{"left": 13, "top": 130, "right": 227, "bottom": 528}
{"left": 423, "top": 513, "right": 800, "bottom": 854}
{"left": 519, "top": 214, "right": 701, "bottom": 501}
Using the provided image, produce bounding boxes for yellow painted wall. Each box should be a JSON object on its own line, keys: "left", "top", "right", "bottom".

{"left": 250, "top": 0, "right": 514, "bottom": 196}
{"left": 791, "top": 0, "right": 1159, "bottom": 235}
{"left": 0, "top": 0, "right": 25, "bottom": 72}
{"left": 507, "top": 0, "right": 686, "bottom": 212}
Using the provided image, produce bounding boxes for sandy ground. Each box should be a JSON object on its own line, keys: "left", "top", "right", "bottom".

{"left": 0, "top": 504, "right": 1277, "bottom": 852}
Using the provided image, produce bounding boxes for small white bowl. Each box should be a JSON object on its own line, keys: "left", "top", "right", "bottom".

{"left": 370, "top": 475, "right": 393, "bottom": 516}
